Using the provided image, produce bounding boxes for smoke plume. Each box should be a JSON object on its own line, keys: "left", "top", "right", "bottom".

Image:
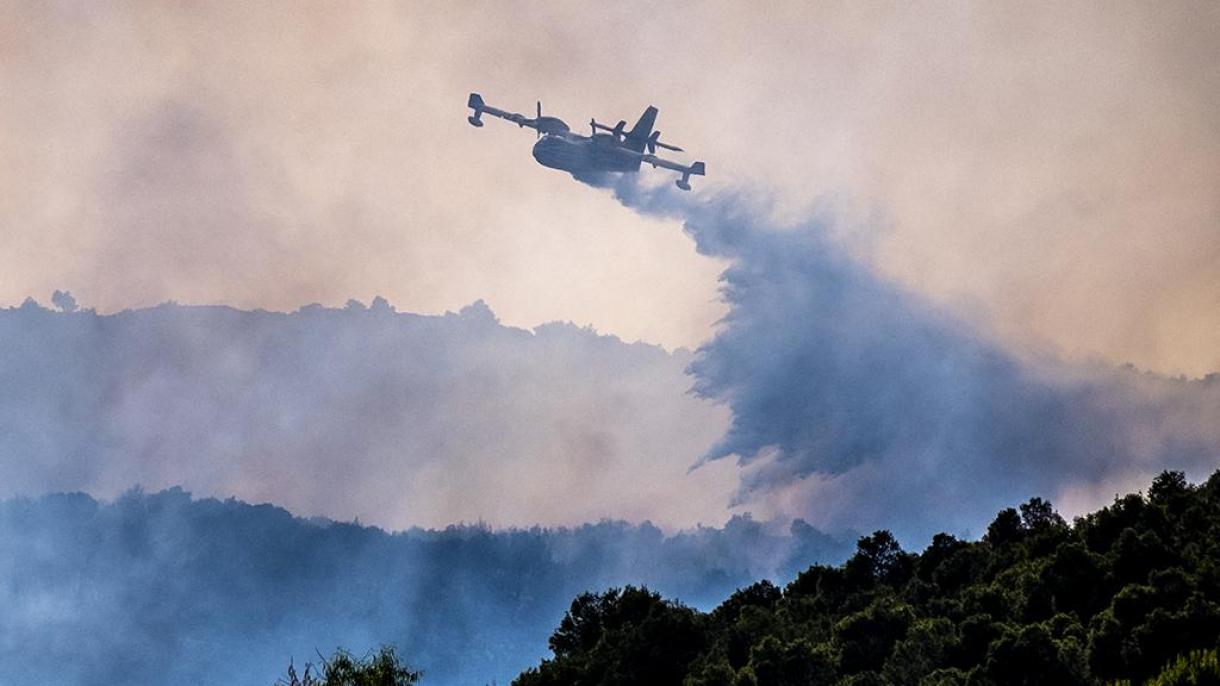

{"left": 0, "top": 297, "right": 734, "bottom": 530}
{"left": 601, "top": 178, "right": 1220, "bottom": 542}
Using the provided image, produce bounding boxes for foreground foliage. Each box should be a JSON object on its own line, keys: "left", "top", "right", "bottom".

{"left": 1143, "top": 648, "right": 1220, "bottom": 686}
{"left": 515, "top": 470, "right": 1220, "bottom": 685}
{"left": 277, "top": 647, "right": 421, "bottom": 686}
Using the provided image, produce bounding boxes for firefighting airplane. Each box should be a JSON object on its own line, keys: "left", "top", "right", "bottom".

{"left": 466, "top": 93, "right": 705, "bottom": 190}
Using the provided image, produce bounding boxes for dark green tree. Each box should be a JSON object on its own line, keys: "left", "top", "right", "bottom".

{"left": 985, "top": 508, "right": 1025, "bottom": 547}
{"left": 515, "top": 586, "right": 706, "bottom": 686}
{"left": 510, "top": 470, "right": 1220, "bottom": 686}
{"left": 835, "top": 597, "right": 913, "bottom": 674}
{"left": 1147, "top": 647, "right": 1220, "bottom": 686}
{"left": 740, "top": 636, "right": 835, "bottom": 686}
{"left": 845, "top": 530, "right": 913, "bottom": 588}
{"left": 882, "top": 617, "right": 958, "bottom": 685}
{"left": 277, "top": 647, "right": 420, "bottom": 686}
{"left": 975, "top": 623, "right": 1088, "bottom": 686}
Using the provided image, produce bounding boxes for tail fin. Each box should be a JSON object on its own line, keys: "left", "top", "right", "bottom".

{"left": 624, "top": 106, "right": 658, "bottom": 153}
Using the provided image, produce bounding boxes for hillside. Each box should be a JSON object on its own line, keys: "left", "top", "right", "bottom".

{"left": 515, "top": 470, "right": 1220, "bottom": 685}
{"left": 0, "top": 488, "right": 844, "bottom": 686}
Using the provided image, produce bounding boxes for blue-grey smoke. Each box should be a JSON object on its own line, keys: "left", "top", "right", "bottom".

{"left": 0, "top": 488, "right": 846, "bottom": 686}
{"left": 596, "top": 177, "right": 1220, "bottom": 543}
{"left": 0, "top": 297, "right": 732, "bottom": 530}
{"left": 0, "top": 294, "right": 850, "bottom": 685}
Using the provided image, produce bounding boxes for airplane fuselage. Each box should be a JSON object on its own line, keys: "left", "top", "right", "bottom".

{"left": 531, "top": 133, "right": 642, "bottom": 175}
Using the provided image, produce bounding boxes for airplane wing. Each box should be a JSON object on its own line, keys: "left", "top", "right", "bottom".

{"left": 467, "top": 93, "right": 538, "bottom": 130}
{"left": 636, "top": 152, "right": 706, "bottom": 191}
{"left": 639, "top": 153, "right": 691, "bottom": 174}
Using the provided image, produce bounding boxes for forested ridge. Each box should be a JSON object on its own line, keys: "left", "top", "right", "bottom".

{"left": 0, "top": 488, "right": 842, "bottom": 686}
{"left": 513, "top": 470, "right": 1220, "bottom": 685}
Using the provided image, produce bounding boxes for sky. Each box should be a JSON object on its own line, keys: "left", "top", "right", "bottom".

{"left": 3, "top": 1, "right": 1218, "bottom": 376}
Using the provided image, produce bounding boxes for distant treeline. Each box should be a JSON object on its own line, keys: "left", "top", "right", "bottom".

{"left": 514, "top": 470, "right": 1220, "bottom": 685}
{"left": 0, "top": 488, "right": 844, "bottom": 686}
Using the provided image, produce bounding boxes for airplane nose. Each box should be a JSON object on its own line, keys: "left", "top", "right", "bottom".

{"left": 531, "top": 138, "right": 562, "bottom": 169}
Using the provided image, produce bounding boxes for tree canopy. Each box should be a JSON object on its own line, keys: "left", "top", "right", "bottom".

{"left": 512, "top": 470, "right": 1220, "bottom": 685}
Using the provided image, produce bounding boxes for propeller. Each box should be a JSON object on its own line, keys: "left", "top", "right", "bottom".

{"left": 647, "top": 130, "right": 683, "bottom": 154}
{"left": 589, "top": 118, "right": 626, "bottom": 141}
{"left": 535, "top": 101, "right": 542, "bottom": 138}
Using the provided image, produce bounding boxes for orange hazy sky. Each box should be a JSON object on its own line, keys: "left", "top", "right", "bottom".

{"left": 3, "top": 1, "right": 1217, "bottom": 375}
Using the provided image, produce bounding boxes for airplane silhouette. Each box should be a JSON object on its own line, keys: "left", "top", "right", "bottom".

{"left": 467, "top": 93, "right": 705, "bottom": 190}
